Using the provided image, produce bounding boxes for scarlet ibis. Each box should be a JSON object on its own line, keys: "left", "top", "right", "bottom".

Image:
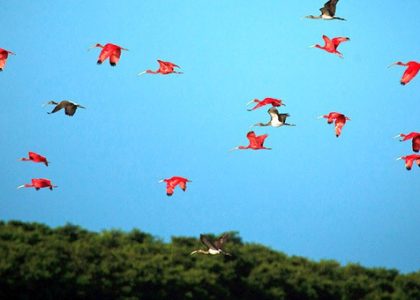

{"left": 305, "top": 0, "right": 346, "bottom": 20}
{"left": 253, "top": 107, "right": 295, "bottom": 128}
{"left": 388, "top": 61, "right": 420, "bottom": 85}
{"left": 190, "top": 234, "right": 231, "bottom": 256}
{"left": 20, "top": 152, "right": 49, "bottom": 166}
{"left": 246, "top": 98, "right": 285, "bottom": 111}
{"left": 395, "top": 132, "right": 420, "bottom": 152}
{"left": 0, "top": 48, "right": 15, "bottom": 71}
{"left": 310, "top": 35, "right": 350, "bottom": 58}
{"left": 231, "top": 131, "right": 272, "bottom": 151}
{"left": 138, "top": 60, "right": 182, "bottom": 75}
{"left": 318, "top": 112, "right": 343, "bottom": 124}
{"left": 44, "top": 100, "right": 85, "bottom": 116}
{"left": 90, "top": 43, "right": 128, "bottom": 66}
{"left": 319, "top": 112, "right": 350, "bottom": 137}
{"left": 17, "top": 178, "right": 57, "bottom": 191}
{"left": 396, "top": 154, "right": 420, "bottom": 170}
{"left": 159, "top": 176, "right": 191, "bottom": 196}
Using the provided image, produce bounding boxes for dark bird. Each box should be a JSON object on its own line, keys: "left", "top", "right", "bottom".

{"left": 252, "top": 107, "right": 296, "bottom": 128}
{"left": 305, "top": 0, "right": 346, "bottom": 20}
{"left": 44, "top": 100, "right": 86, "bottom": 116}
{"left": 190, "top": 234, "right": 231, "bottom": 256}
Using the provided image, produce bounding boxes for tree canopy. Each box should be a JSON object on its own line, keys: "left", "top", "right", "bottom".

{"left": 0, "top": 220, "right": 419, "bottom": 300}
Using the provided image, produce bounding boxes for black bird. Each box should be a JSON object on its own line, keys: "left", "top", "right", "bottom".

{"left": 305, "top": 0, "right": 346, "bottom": 21}
{"left": 190, "top": 234, "right": 231, "bottom": 256}
{"left": 44, "top": 100, "right": 86, "bottom": 116}
{"left": 252, "top": 107, "right": 296, "bottom": 128}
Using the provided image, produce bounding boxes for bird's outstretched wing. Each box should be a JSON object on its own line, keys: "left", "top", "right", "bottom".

{"left": 214, "top": 233, "right": 229, "bottom": 249}
{"left": 64, "top": 104, "right": 77, "bottom": 116}
{"left": 49, "top": 101, "right": 69, "bottom": 114}
{"left": 278, "top": 113, "right": 290, "bottom": 124}
{"left": 320, "top": 0, "right": 338, "bottom": 17}
{"left": 200, "top": 234, "right": 217, "bottom": 250}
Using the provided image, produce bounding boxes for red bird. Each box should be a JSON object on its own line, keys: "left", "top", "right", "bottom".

{"left": 231, "top": 131, "right": 272, "bottom": 151}
{"left": 310, "top": 35, "right": 350, "bottom": 58}
{"left": 395, "top": 132, "right": 420, "bottom": 152}
{"left": 159, "top": 176, "right": 191, "bottom": 196}
{"left": 19, "top": 152, "right": 49, "bottom": 166}
{"left": 396, "top": 154, "right": 420, "bottom": 170}
{"left": 388, "top": 61, "right": 420, "bottom": 85}
{"left": 319, "top": 112, "right": 350, "bottom": 137}
{"left": 138, "top": 60, "right": 182, "bottom": 75}
{"left": 90, "top": 43, "right": 128, "bottom": 66}
{"left": 0, "top": 48, "right": 15, "bottom": 71}
{"left": 246, "top": 97, "right": 285, "bottom": 111}
{"left": 17, "top": 178, "right": 57, "bottom": 191}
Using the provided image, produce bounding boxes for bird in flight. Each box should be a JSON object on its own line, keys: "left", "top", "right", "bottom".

{"left": 305, "top": 0, "right": 346, "bottom": 21}
{"left": 246, "top": 97, "right": 285, "bottom": 111}
{"left": 396, "top": 154, "right": 420, "bottom": 171}
{"left": 17, "top": 178, "right": 57, "bottom": 191}
{"left": 190, "top": 234, "right": 231, "bottom": 256}
{"left": 252, "top": 107, "right": 295, "bottom": 128}
{"left": 310, "top": 35, "right": 350, "bottom": 58}
{"left": 319, "top": 112, "right": 350, "bottom": 137}
{"left": 44, "top": 100, "right": 85, "bottom": 116}
{"left": 159, "top": 176, "right": 191, "bottom": 196}
{"left": 138, "top": 60, "right": 182, "bottom": 75}
{"left": 394, "top": 132, "right": 420, "bottom": 152}
{"left": 0, "top": 48, "right": 15, "bottom": 71}
{"left": 388, "top": 61, "right": 420, "bottom": 85}
{"left": 19, "top": 152, "right": 49, "bottom": 166}
{"left": 231, "top": 131, "right": 272, "bottom": 151}
{"left": 90, "top": 43, "right": 128, "bottom": 66}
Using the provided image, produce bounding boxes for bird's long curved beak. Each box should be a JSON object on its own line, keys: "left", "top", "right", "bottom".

{"left": 309, "top": 45, "right": 316, "bottom": 48}
{"left": 246, "top": 100, "right": 255, "bottom": 106}
{"left": 158, "top": 179, "right": 164, "bottom": 183}
{"left": 387, "top": 62, "right": 398, "bottom": 68}
{"left": 393, "top": 134, "right": 402, "bottom": 139}
{"left": 138, "top": 71, "right": 147, "bottom": 76}
{"left": 317, "top": 115, "right": 324, "bottom": 119}
{"left": 396, "top": 157, "right": 402, "bottom": 161}
{"left": 17, "top": 185, "right": 25, "bottom": 189}
{"left": 229, "top": 147, "right": 239, "bottom": 152}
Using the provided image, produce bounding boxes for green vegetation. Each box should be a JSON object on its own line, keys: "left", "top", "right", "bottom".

{"left": 0, "top": 220, "right": 419, "bottom": 300}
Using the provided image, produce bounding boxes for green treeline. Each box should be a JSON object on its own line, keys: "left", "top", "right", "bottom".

{"left": 0, "top": 220, "right": 419, "bottom": 300}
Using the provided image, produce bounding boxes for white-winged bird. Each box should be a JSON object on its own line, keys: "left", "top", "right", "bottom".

{"left": 253, "top": 107, "right": 296, "bottom": 128}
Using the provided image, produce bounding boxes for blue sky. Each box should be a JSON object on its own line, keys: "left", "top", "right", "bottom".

{"left": 1, "top": 1, "right": 419, "bottom": 272}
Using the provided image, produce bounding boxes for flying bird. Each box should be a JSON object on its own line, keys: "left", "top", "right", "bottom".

{"left": 17, "top": 178, "right": 57, "bottom": 191}
{"left": 395, "top": 132, "right": 420, "bottom": 152}
{"left": 190, "top": 234, "right": 231, "bottom": 256}
{"left": 138, "top": 60, "right": 182, "bottom": 75}
{"left": 388, "top": 61, "right": 420, "bottom": 85}
{"left": 159, "top": 176, "right": 191, "bottom": 196}
{"left": 44, "top": 100, "right": 85, "bottom": 116}
{"left": 310, "top": 35, "right": 350, "bottom": 58}
{"left": 252, "top": 107, "right": 296, "bottom": 128}
{"left": 319, "top": 112, "right": 350, "bottom": 137}
{"left": 19, "top": 152, "right": 49, "bottom": 166}
{"left": 0, "top": 48, "right": 15, "bottom": 71}
{"left": 231, "top": 131, "right": 272, "bottom": 151}
{"left": 396, "top": 154, "right": 420, "bottom": 170}
{"left": 90, "top": 43, "right": 128, "bottom": 66}
{"left": 246, "top": 97, "right": 285, "bottom": 111}
{"left": 305, "top": 0, "right": 346, "bottom": 20}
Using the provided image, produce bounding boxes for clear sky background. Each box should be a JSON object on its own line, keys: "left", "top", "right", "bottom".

{"left": 1, "top": 1, "right": 419, "bottom": 272}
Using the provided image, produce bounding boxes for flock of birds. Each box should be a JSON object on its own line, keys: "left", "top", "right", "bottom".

{"left": 4, "top": 0, "right": 420, "bottom": 255}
